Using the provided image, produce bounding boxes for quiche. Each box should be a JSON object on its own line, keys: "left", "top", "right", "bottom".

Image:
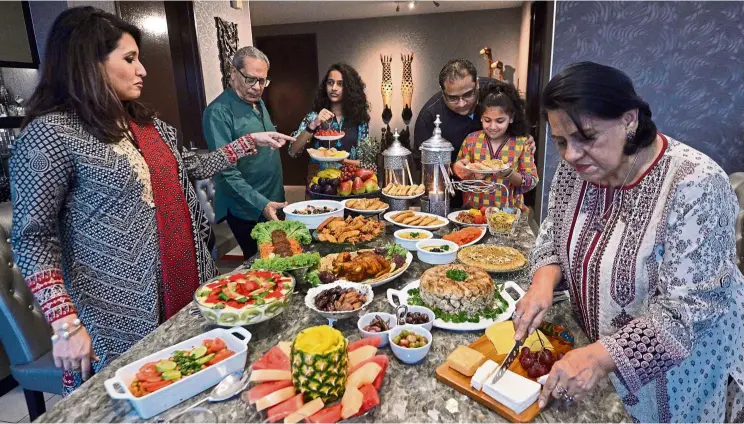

{"left": 419, "top": 264, "right": 494, "bottom": 316}
{"left": 457, "top": 245, "right": 527, "bottom": 273}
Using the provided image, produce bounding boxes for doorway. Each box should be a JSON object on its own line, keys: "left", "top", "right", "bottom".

{"left": 254, "top": 33, "right": 319, "bottom": 186}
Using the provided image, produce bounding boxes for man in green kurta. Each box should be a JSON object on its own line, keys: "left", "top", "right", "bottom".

{"left": 203, "top": 46, "right": 290, "bottom": 259}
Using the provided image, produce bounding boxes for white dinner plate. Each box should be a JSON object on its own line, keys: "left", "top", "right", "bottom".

{"left": 447, "top": 210, "right": 489, "bottom": 228}
{"left": 383, "top": 211, "right": 449, "bottom": 230}
{"left": 342, "top": 198, "right": 390, "bottom": 215}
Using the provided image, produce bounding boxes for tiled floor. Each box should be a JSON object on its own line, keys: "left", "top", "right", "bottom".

{"left": 0, "top": 386, "right": 60, "bottom": 423}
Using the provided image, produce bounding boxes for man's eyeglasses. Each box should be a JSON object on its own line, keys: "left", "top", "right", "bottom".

{"left": 442, "top": 87, "right": 477, "bottom": 104}
{"left": 233, "top": 64, "right": 271, "bottom": 88}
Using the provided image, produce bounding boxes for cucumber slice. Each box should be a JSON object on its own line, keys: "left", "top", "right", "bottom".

{"left": 162, "top": 370, "right": 182, "bottom": 380}
{"left": 155, "top": 360, "right": 177, "bottom": 372}
{"left": 190, "top": 345, "right": 208, "bottom": 359}
{"left": 196, "top": 353, "right": 215, "bottom": 365}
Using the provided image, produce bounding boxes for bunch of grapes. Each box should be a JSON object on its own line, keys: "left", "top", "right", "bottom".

{"left": 519, "top": 346, "right": 564, "bottom": 378}
{"left": 340, "top": 163, "right": 359, "bottom": 182}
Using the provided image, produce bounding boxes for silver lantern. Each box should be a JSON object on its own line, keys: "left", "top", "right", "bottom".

{"left": 419, "top": 115, "right": 454, "bottom": 217}
{"left": 382, "top": 129, "right": 413, "bottom": 211}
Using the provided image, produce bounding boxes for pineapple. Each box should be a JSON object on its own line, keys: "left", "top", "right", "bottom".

{"left": 291, "top": 325, "right": 348, "bottom": 403}
{"left": 357, "top": 137, "right": 380, "bottom": 173}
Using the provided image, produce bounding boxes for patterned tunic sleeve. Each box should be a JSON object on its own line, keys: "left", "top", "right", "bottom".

{"left": 10, "top": 121, "right": 77, "bottom": 324}
{"left": 599, "top": 171, "right": 738, "bottom": 393}
{"left": 512, "top": 138, "right": 539, "bottom": 195}
{"left": 457, "top": 133, "right": 476, "bottom": 162}
{"left": 530, "top": 161, "right": 570, "bottom": 276}
{"left": 359, "top": 122, "right": 370, "bottom": 141}
{"left": 288, "top": 112, "right": 316, "bottom": 158}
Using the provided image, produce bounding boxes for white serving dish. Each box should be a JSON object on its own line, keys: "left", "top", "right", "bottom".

{"left": 342, "top": 198, "right": 389, "bottom": 215}
{"left": 396, "top": 305, "right": 435, "bottom": 332}
{"left": 415, "top": 240, "right": 459, "bottom": 265}
{"left": 383, "top": 211, "right": 449, "bottom": 230}
{"left": 357, "top": 312, "right": 397, "bottom": 347}
{"left": 104, "top": 327, "right": 252, "bottom": 419}
{"left": 447, "top": 210, "right": 489, "bottom": 228}
{"left": 389, "top": 325, "right": 433, "bottom": 364}
{"left": 314, "top": 133, "right": 345, "bottom": 141}
{"left": 387, "top": 280, "right": 525, "bottom": 331}
{"left": 304, "top": 281, "right": 374, "bottom": 322}
{"left": 328, "top": 250, "right": 413, "bottom": 289}
{"left": 283, "top": 200, "right": 345, "bottom": 230}
{"left": 308, "top": 150, "right": 350, "bottom": 162}
{"left": 393, "top": 229, "right": 433, "bottom": 251}
{"left": 382, "top": 191, "right": 424, "bottom": 200}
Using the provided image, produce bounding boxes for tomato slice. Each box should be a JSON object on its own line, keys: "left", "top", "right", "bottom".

{"left": 208, "top": 338, "right": 227, "bottom": 354}
{"left": 206, "top": 349, "right": 235, "bottom": 366}
{"left": 265, "top": 290, "right": 283, "bottom": 300}
{"left": 141, "top": 380, "right": 173, "bottom": 392}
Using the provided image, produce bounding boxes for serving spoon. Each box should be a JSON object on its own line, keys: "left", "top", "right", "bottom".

{"left": 158, "top": 370, "right": 249, "bottom": 423}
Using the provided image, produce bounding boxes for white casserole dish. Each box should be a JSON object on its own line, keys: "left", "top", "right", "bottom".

{"left": 103, "top": 327, "right": 252, "bottom": 419}
{"left": 283, "top": 200, "right": 345, "bottom": 229}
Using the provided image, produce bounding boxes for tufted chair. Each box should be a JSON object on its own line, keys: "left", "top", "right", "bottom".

{"left": 0, "top": 201, "right": 62, "bottom": 420}
{"left": 194, "top": 179, "right": 239, "bottom": 260}
{"left": 730, "top": 173, "right": 744, "bottom": 273}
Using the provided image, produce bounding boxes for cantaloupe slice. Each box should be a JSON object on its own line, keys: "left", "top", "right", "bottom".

{"left": 277, "top": 341, "right": 292, "bottom": 357}
{"left": 348, "top": 345, "right": 377, "bottom": 369}
{"left": 256, "top": 386, "right": 296, "bottom": 411}
{"left": 345, "top": 362, "right": 382, "bottom": 389}
{"left": 284, "top": 397, "right": 324, "bottom": 424}
{"left": 340, "top": 386, "right": 364, "bottom": 419}
{"left": 250, "top": 369, "right": 292, "bottom": 383}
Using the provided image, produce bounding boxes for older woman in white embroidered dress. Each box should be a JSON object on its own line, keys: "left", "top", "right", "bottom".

{"left": 514, "top": 62, "right": 744, "bottom": 422}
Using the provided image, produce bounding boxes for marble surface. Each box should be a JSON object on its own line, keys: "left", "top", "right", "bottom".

{"left": 37, "top": 218, "right": 630, "bottom": 423}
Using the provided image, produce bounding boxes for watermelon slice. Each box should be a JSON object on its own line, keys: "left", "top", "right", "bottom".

{"left": 353, "top": 384, "right": 380, "bottom": 417}
{"left": 306, "top": 403, "right": 342, "bottom": 424}
{"left": 266, "top": 393, "right": 304, "bottom": 423}
{"left": 253, "top": 345, "right": 290, "bottom": 371}
{"left": 349, "top": 355, "right": 389, "bottom": 391}
{"left": 244, "top": 380, "right": 293, "bottom": 404}
{"left": 348, "top": 337, "right": 381, "bottom": 352}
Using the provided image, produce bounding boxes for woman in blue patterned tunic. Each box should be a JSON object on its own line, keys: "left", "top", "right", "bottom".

{"left": 288, "top": 63, "right": 372, "bottom": 183}
{"left": 10, "top": 7, "right": 292, "bottom": 394}
{"left": 514, "top": 62, "right": 744, "bottom": 422}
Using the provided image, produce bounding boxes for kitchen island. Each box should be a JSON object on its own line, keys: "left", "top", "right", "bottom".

{"left": 37, "top": 218, "right": 630, "bottom": 423}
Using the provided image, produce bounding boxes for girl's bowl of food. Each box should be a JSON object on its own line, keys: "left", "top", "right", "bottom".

{"left": 393, "top": 229, "right": 433, "bottom": 251}
{"left": 415, "top": 240, "right": 459, "bottom": 265}
{"left": 357, "top": 312, "right": 397, "bottom": 347}
{"left": 389, "top": 325, "right": 433, "bottom": 364}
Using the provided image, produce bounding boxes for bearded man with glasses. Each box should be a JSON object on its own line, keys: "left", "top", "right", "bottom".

{"left": 413, "top": 59, "right": 534, "bottom": 207}
{"left": 203, "top": 46, "right": 295, "bottom": 260}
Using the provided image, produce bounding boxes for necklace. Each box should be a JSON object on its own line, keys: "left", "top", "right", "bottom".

{"left": 592, "top": 151, "right": 642, "bottom": 233}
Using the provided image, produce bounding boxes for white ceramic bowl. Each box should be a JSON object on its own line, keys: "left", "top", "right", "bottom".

{"left": 283, "top": 200, "right": 345, "bottom": 230}
{"left": 415, "top": 240, "right": 459, "bottom": 265}
{"left": 397, "top": 305, "right": 435, "bottom": 332}
{"left": 304, "top": 281, "right": 374, "bottom": 320}
{"left": 393, "top": 229, "right": 433, "bottom": 251}
{"left": 389, "top": 325, "right": 433, "bottom": 365}
{"left": 357, "top": 312, "right": 397, "bottom": 347}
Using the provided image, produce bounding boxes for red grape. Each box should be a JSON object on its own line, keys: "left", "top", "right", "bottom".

{"left": 556, "top": 352, "right": 564, "bottom": 360}
{"left": 521, "top": 354, "right": 536, "bottom": 369}
{"left": 520, "top": 347, "right": 531, "bottom": 357}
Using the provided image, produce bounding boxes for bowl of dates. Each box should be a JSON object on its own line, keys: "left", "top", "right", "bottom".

{"left": 304, "top": 281, "right": 373, "bottom": 320}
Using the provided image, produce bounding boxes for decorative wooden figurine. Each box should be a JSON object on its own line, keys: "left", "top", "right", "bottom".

{"left": 479, "top": 47, "right": 503, "bottom": 81}
{"left": 380, "top": 54, "right": 394, "bottom": 125}
{"left": 400, "top": 52, "right": 415, "bottom": 147}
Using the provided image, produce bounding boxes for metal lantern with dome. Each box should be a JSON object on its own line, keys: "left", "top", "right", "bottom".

{"left": 419, "top": 115, "right": 454, "bottom": 216}
{"left": 382, "top": 129, "right": 413, "bottom": 211}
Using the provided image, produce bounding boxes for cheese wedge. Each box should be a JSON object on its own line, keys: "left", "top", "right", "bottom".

{"left": 485, "top": 321, "right": 553, "bottom": 355}
{"left": 482, "top": 370, "right": 542, "bottom": 415}
{"left": 470, "top": 359, "right": 499, "bottom": 391}
{"left": 446, "top": 346, "right": 486, "bottom": 377}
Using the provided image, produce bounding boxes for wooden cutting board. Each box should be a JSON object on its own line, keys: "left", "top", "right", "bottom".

{"left": 435, "top": 334, "right": 573, "bottom": 423}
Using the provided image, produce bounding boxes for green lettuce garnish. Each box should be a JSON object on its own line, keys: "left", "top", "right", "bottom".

{"left": 250, "top": 221, "right": 312, "bottom": 245}
{"left": 250, "top": 252, "right": 321, "bottom": 272}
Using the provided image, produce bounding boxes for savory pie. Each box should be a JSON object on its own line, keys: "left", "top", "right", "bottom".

{"left": 419, "top": 264, "right": 494, "bottom": 316}
{"left": 457, "top": 245, "right": 527, "bottom": 273}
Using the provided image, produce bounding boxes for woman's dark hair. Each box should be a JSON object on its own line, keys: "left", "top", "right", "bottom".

{"left": 479, "top": 82, "right": 529, "bottom": 138}
{"left": 313, "top": 63, "right": 370, "bottom": 127}
{"left": 542, "top": 61, "right": 656, "bottom": 155}
{"left": 23, "top": 6, "right": 153, "bottom": 143}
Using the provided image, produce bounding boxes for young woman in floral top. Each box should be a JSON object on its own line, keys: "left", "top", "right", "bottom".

{"left": 452, "top": 84, "right": 538, "bottom": 212}
{"left": 289, "top": 63, "right": 372, "bottom": 180}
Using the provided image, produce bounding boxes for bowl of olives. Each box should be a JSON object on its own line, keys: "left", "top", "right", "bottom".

{"left": 395, "top": 305, "right": 434, "bottom": 331}
{"left": 389, "top": 325, "right": 432, "bottom": 364}
{"left": 357, "top": 312, "right": 397, "bottom": 347}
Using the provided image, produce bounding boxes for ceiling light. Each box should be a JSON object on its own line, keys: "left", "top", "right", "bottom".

{"left": 409, "top": 1, "right": 415, "bottom": 9}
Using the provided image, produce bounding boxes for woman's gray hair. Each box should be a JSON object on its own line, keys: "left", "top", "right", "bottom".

{"left": 232, "top": 46, "right": 270, "bottom": 70}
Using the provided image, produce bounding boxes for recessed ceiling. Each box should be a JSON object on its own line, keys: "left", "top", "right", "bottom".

{"left": 249, "top": 1, "right": 523, "bottom": 26}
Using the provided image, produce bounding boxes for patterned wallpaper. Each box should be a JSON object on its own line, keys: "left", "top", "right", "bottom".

{"left": 542, "top": 1, "right": 744, "bottom": 219}
{"left": 193, "top": 0, "right": 253, "bottom": 104}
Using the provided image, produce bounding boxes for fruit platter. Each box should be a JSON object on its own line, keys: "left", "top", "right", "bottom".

{"left": 194, "top": 269, "right": 296, "bottom": 326}
{"left": 307, "top": 165, "right": 380, "bottom": 199}
{"left": 104, "top": 327, "right": 252, "bottom": 419}
{"left": 314, "top": 129, "right": 346, "bottom": 141}
{"left": 243, "top": 326, "right": 390, "bottom": 423}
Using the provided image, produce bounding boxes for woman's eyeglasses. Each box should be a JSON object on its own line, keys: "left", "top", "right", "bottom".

{"left": 443, "top": 87, "right": 477, "bottom": 104}
{"left": 233, "top": 64, "right": 271, "bottom": 88}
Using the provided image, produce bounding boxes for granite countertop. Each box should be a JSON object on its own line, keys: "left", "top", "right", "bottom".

{"left": 38, "top": 218, "right": 629, "bottom": 423}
